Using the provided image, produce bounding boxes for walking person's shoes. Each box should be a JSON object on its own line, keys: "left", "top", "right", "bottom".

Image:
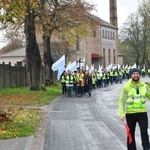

{"left": 89, "top": 93, "right": 91, "bottom": 97}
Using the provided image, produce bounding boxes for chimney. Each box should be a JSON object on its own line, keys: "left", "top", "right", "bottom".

{"left": 109, "top": 0, "right": 118, "bottom": 28}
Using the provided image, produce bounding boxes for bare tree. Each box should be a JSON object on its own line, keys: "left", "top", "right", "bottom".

{"left": 119, "top": 0, "right": 150, "bottom": 68}
{"left": 138, "top": 0, "right": 150, "bottom": 67}
{"left": 119, "top": 12, "right": 143, "bottom": 67}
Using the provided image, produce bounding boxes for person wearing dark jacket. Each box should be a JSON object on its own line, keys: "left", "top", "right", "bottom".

{"left": 86, "top": 72, "right": 93, "bottom": 97}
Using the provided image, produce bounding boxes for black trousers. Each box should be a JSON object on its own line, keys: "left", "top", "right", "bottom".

{"left": 126, "top": 112, "right": 150, "bottom": 150}
{"left": 61, "top": 82, "right": 66, "bottom": 94}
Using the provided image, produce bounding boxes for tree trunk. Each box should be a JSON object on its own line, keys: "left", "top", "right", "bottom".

{"left": 25, "top": 4, "right": 41, "bottom": 90}
{"left": 43, "top": 35, "right": 54, "bottom": 81}
{"left": 135, "top": 54, "right": 140, "bottom": 68}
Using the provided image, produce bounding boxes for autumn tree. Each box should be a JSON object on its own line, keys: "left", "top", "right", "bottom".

{"left": 0, "top": 0, "right": 97, "bottom": 87}
{"left": 24, "top": 0, "right": 41, "bottom": 90}
{"left": 38, "top": 0, "right": 96, "bottom": 80}
{"left": 0, "top": 0, "right": 42, "bottom": 90}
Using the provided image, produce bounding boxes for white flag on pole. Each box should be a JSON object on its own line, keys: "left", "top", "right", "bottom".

{"left": 142, "top": 64, "right": 145, "bottom": 72}
{"left": 106, "top": 63, "right": 112, "bottom": 72}
{"left": 131, "top": 63, "right": 137, "bottom": 69}
{"left": 51, "top": 55, "right": 65, "bottom": 71}
{"left": 90, "top": 64, "right": 94, "bottom": 72}
{"left": 98, "top": 65, "right": 102, "bottom": 76}
{"left": 86, "top": 65, "right": 89, "bottom": 71}
{"left": 57, "top": 65, "right": 65, "bottom": 81}
{"left": 125, "top": 64, "right": 128, "bottom": 69}
{"left": 66, "top": 60, "right": 77, "bottom": 72}
{"left": 82, "top": 57, "right": 85, "bottom": 63}
{"left": 128, "top": 65, "right": 131, "bottom": 69}
{"left": 118, "top": 64, "right": 121, "bottom": 69}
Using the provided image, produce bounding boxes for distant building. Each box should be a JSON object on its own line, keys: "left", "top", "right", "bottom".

{"left": 0, "top": 47, "right": 26, "bottom": 66}
{"left": 36, "top": 16, "right": 119, "bottom": 70}
{"left": 118, "top": 53, "right": 123, "bottom": 65}
{"left": 0, "top": 46, "right": 44, "bottom": 66}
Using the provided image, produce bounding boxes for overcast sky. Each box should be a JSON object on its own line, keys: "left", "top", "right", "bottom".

{"left": 0, "top": 0, "right": 140, "bottom": 49}
{"left": 88, "top": 0, "right": 139, "bottom": 28}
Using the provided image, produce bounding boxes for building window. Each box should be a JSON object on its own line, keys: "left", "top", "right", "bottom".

{"left": 108, "top": 31, "right": 109, "bottom": 39}
{"left": 113, "top": 32, "right": 115, "bottom": 40}
{"left": 103, "top": 49, "right": 106, "bottom": 68}
{"left": 105, "top": 30, "right": 107, "bottom": 38}
{"left": 103, "top": 30, "right": 105, "bottom": 38}
{"left": 113, "top": 50, "right": 116, "bottom": 63}
{"left": 93, "top": 31, "right": 96, "bottom": 37}
{"left": 108, "top": 49, "right": 111, "bottom": 64}
{"left": 110, "top": 31, "right": 112, "bottom": 39}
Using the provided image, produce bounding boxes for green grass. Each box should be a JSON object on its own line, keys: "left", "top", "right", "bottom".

{"left": 0, "top": 85, "right": 61, "bottom": 106}
{"left": 0, "top": 108, "right": 41, "bottom": 139}
{"left": 32, "top": 86, "right": 62, "bottom": 106}
{"left": 0, "top": 85, "right": 61, "bottom": 139}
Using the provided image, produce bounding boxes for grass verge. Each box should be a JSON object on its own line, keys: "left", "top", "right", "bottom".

{"left": 0, "top": 85, "right": 61, "bottom": 139}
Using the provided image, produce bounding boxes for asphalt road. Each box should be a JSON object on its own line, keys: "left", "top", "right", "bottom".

{"left": 43, "top": 77, "right": 150, "bottom": 150}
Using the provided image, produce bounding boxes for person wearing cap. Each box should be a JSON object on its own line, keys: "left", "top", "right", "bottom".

{"left": 118, "top": 68, "right": 150, "bottom": 150}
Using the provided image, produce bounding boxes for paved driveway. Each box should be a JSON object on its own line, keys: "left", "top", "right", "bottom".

{"left": 44, "top": 77, "right": 150, "bottom": 150}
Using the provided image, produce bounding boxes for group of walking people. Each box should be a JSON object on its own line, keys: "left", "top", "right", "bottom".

{"left": 60, "top": 67, "right": 130, "bottom": 97}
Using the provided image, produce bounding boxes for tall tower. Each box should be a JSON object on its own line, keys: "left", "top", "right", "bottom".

{"left": 109, "top": 0, "right": 118, "bottom": 28}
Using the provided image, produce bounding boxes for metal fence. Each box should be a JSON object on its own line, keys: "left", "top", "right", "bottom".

{"left": 0, "top": 62, "right": 46, "bottom": 88}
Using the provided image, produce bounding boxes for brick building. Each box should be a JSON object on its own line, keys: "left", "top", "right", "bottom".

{"left": 36, "top": 15, "right": 119, "bottom": 70}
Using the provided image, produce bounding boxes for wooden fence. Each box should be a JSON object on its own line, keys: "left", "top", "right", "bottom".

{"left": 0, "top": 62, "right": 46, "bottom": 88}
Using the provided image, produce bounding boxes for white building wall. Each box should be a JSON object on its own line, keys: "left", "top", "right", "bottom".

{"left": 0, "top": 56, "right": 25, "bottom": 66}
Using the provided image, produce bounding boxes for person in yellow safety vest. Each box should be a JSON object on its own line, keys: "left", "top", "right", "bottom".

{"left": 118, "top": 68, "right": 150, "bottom": 150}
{"left": 75, "top": 69, "right": 81, "bottom": 96}
{"left": 122, "top": 69, "right": 125, "bottom": 79}
{"left": 60, "top": 71, "right": 67, "bottom": 94}
{"left": 106, "top": 71, "right": 109, "bottom": 86}
{"left": 92, "top": 72, "right": 96, "bottom": 89}
{"left": 101, "top": 70, "right": 106, "bottom": 87}
{"left": 118, "top": 69, "right": 123, "bottom": 83}
{"left": 65, "top": 70, "right": 75, "bottom": 97}
{"left": 84, "top": 70, "right": 89, "bottom": 94}
{"left": 72, "top": 71, "right": 77, "bottom": 95}
{"left": 96, "top": 71, "right": 102, "bottom": 88}
{"left": 79, "top": 70, "right": 85, "bottom": 96}
{"left": 114, "top": 69, "right": 119, "bottom": 84}
{"left": 147, "top": 69, "right": 150, "bottom": 77}
{"left": 94, "top": 70, "right": 98, "bottom": 88}
{"left": 126, "top": 69, "right": 130, "bottom": 79}
{"left": 109, "top": 69, "right": 114, "bottom": 85}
